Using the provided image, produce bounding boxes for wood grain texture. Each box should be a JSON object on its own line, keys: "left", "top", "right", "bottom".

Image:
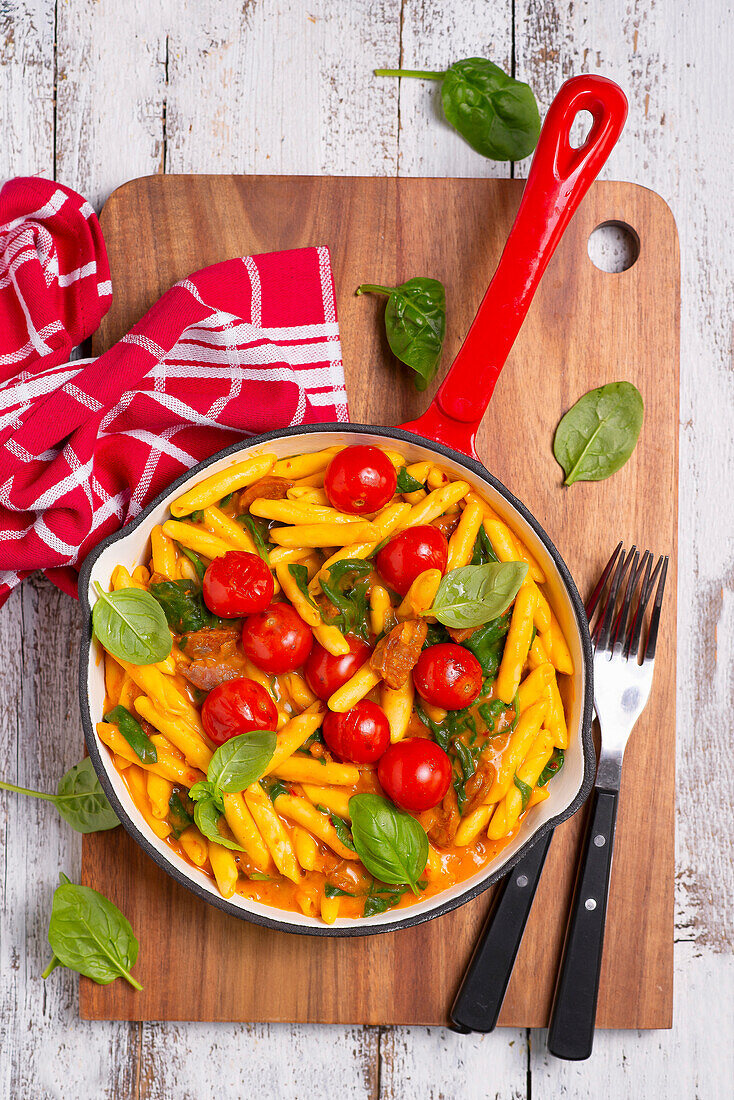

{"left": 80, "top": 173, "right": 678, "bottom": 1029}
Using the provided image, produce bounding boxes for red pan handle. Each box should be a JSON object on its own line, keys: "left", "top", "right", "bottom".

{"left": 400, "top": 75, "right": 628, "bottom": 458}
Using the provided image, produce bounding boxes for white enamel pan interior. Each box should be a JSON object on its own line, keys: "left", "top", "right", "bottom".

{"left": 79, "top": 424, "right": 594, "bottom": 938}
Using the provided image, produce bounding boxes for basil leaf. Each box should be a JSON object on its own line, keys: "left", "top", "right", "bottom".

{"left": 325, "top": 885, "right": 355, "bottom": 898}
{"left": 104, "top": 705, "right": 157, "bottom": 764}
{"left": 356, "top": 278, "right": 446, "bottom": 390}
{"left": 207, "top": 730, "right": 277, "bottom": 794}
{"left": 538, "top": 747, "right": 565, "bottom": 787}
{"left": 0, "top": 759, "right": 119, "bottom": 834}
{"left": 427, "top": 563, "right": 528, "bottom": 629}
{"left": 375, "top": 58, "right": 540, "bottom": 162}
{"left": 92, "top": 583, "right": 172, "bottom": 665}
{"left": 189, "top": 779, "right": 219, "bottom": 806}
{"left": 553, "top": 381, "right": 644, "bottom": 485}
{"left": 192, "top": 796, "right": 245, "bottom": 852}
{"left": 349, "top": 793, "right": 428, "bottom": 892}
{"left": 42, "top": 873, "right": 142, "bottom": 989}
{"left": 288, "top": 564, "right": 320, "bottom": 610}
{"left": 396, "top": 466, "right": 425, "bottom": 493}
{"left": 149, "top": 579, "right": 207, "bottom": 634}
{"left": 514, "top": 774, "right": 533, "bottom": 812}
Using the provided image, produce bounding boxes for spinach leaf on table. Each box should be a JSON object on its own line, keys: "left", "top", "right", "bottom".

{"left": 424, "top": 562, "right": 527, "bottom": 629}
{"left": 356, "top": 278, "right": 446, "bottom": 390}
{"left": 349, "top": 793, "right": 428, "bottom": 892}
{"left": 42, "top": 873, "right": 142, "bottom": 990}
{"left": 91, "top": 583, "right": 172, "bottom": 665}
{"left": 553, "top": 381, "right": 644, "bottom": 485}
{"left": 149, "top": 579, "right": 207, "bottom": 634}
{"left": 375, "top": 58, "right": 540, "bottom": 162}
{"left": 0, "top": 758, "right": 119, "bottom": 834}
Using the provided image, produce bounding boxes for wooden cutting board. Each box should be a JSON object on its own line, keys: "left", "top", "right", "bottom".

{"left": 81, "top": 175, "right": 678, "bottom": 1027}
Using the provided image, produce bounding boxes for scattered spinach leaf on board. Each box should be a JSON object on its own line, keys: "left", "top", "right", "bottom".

{"left": 538, "top": 747, "right": 565, "bottom": 787}
{"left": 349, "top": 793, "right": 428, "bottom": 892}
{"left": 319, "top": 559, "right": 372, "bottom": 640}
{"left": 42, "top": 873, "right": 142, "bottom": 989}
{"left": 514, "top": 774, "right": 533, "bottom": 812}
{"left": 396, "top": 466, "right": 425, "bottom": 493}
{"left": 424, "top": 562, "right": 527, "bottom": 628}
{"left": 356, "top": 278, "right": 446, "bottom": 390}
{"left": 0, "top": 758, "right": 119, "bottom": 834}
{"left": 553, "top": 381, "right": 644, "bottom": 485}
{"left": 104, "top": 704, "right": 158, "bottom": 764}
{"left": 91, "top": 583, "right": 172, "bottom": 665}
{"left": 149, "top": 579, "right": 207, "bottom": 634}
{"left": 375, "top": 58, "right": 540, "bottom": 161}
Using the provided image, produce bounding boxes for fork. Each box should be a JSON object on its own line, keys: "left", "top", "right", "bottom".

{"left": 547, "top": 543, "right": 668, "bottom": 1060}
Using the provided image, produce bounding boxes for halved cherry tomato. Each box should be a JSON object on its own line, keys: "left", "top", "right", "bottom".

{"left": 241, "top": 603, "right": 313, "bottom": 674}
{"left": 324, "top": 445, "right": 397, "bottom": 515}
{"left": 203, "top": 551, "right": 274, "bottom": 618}
{"left": 377, "top": 738, "right": 452, "bottom": 812}
{"left": 303, "top": 635, "right": 371, "bottom": 701}
{"left": 413, "top": 642, "right": 483, "bottom": 710}
{"left": 322, "top": 700, "right": 390, "bottom": 764}
{"left": 375, "top": 525, "right": 448, "bottom": 596}
{"left": 201, "top": 677, "right": 278, "bottom": 745}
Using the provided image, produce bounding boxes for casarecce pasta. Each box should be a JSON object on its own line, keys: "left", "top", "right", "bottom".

{"left": 96, "top": 444, "right": 573, "bottom": 924}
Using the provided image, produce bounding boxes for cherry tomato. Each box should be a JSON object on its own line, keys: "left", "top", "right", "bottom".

{"left": 303, "top": 635, "right": 371, "bottom": 701}
{"left": 202, "top": 550, "right": 274, "bottom": 618}
{"left": 378, "top": 738, "right": 452, "bottom": 812}
{"left": 324, "top": 445, "right": 397, "bottom": 515}
{"left": 241, "top": 603, "right": 313, "bottom": 674}
{"left": 413, "top": 643, "right": 483, "bottom": 709}
{"left": 375, "top": 525, "right": 448, "bottom": 596}
{"left": 322, "top": 700, "right": 390, "bottom": 764}
{"left": 201, "top": 677, "right": 278, "bottom": 746}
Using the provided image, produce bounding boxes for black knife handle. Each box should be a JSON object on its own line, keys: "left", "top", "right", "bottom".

{"left": 450, "top": 830, "right": 553, "bottom": 1032}
{"left": 547, "top": 786, "right": 619, "bottom": 1060}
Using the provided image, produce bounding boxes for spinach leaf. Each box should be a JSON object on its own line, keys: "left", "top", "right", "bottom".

{"left": 0, "top": 759, "right": 119, "bottom": 834}
{"left": 422, "top": 622, "right": 450, "bottom": 649}
{"left": 329, "top": 811, "right": 356, "bottom": 852}
{"left": 349, "top": 793, "right": 428, "bottom": 892}
{"left": 538, "top": 747, "right": 565, "bottom": 787}
{"left": 356, "top": 278, "right": 446, "bottom": 390}
{"left": 92, "top": 583, "right": 172, "bottom": 665}
{"left": 207, "top": 730, "right": 277, "bottom": 794}
{"left": 288, "top": 563, "right": 320, "bottom": 610}
{"left": 104, "top": 705, "right": 157, "bottom": 764}
{"left": 325, "top": 884, "right": 355, "bottom": 898}
{"left": 509, "top": 691, "right": 521, "bottom": 732}
{"left": 375, "top": 59, "right": 540, "bottom": 162}
{"left": 453, "top": 738, "right": 483, "bottom": 813}
{"left": 149, "top": 579, "right": 207, "bottom": 634}
{"left": 461, "top": 611, "right": 511, "bottom": 678}
{"left": 471, "top": 524, "right": 500, "bottom": 565}
{"left": 362, "top": 878, "right": 427, "bottom": 917}
{"left": 266, "top": 779, "right": 290, "bottom": 803}
{"left": 396, "top": 466, "right": 425, "bottom": 493}
{"left": 238, "top": 514, "right": 272, "bottom": 564}
{"left": 176, "top": 544, "right": 207, "bottom": 583}
{"left": 319, "top": 559, "right": 372, "bottom": 640}
{"left": 42, "top": 872, "right": 142, "bottom": 989}
{"left": 478, "top": 698, "right": 506, "bottom": 732}
{"left": 415, "top": 703, "right": 451, "bottom": 752}
{"left": 514, "top": 774, "right": 533, "bottom": 812}
{"left": 168, "top": 788, "right": 194, "bottom": 838}
{"left": 426, "top": 563, "right": 527, "bottom": 628}
{"left": 553, "top": 381, "right": 644, "bottom": 485}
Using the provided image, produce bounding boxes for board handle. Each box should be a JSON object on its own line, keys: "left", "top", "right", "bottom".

{"left": 401, "top": 75, "right": 628, "bottom": 458}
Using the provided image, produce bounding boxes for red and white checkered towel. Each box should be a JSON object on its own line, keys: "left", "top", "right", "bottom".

{"left": 0, "top": 177, "right": 349, "bottom": 607}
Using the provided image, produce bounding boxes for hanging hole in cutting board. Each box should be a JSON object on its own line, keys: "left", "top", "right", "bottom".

{"left": 587, "top": 221, "right": 640, "bottom": 274}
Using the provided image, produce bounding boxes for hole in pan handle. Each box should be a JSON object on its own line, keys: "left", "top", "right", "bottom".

{"left": 400, "top": 75, "right": 629, "bottom": 460}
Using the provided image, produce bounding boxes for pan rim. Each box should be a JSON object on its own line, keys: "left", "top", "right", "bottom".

{"left": 78, "top": 422, "right": 595, "bottom": 938}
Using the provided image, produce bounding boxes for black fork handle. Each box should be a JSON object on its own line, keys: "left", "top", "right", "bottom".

{"left": 450, "top": 830, "right": 554, "bottom": 1032}
{"left": 547, "top": 785, "right": 619, "bottom": 1060}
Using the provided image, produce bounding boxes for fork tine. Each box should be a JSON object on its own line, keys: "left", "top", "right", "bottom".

{"left": 612, "top": 547, "right": 640, "bottom": 647}
{"left": 624, "top": 551, "right": 657, "bottom": 659}
{"left": 597, "top": 548, "right": 635, "bottom": 652}
{"left": 586, "top": 541, "right": 623, "bottom": 620}
{"left": 643, "top": 556, "right": 669, "bottom": 662}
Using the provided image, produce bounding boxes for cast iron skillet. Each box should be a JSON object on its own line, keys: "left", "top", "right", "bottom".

{"left": 78, "top": 75, "right": 627, "bottom": 937}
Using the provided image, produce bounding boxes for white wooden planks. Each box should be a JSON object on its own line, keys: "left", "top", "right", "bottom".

{"left": 0, "top": 0, "right": 732, "bottom": 1096}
